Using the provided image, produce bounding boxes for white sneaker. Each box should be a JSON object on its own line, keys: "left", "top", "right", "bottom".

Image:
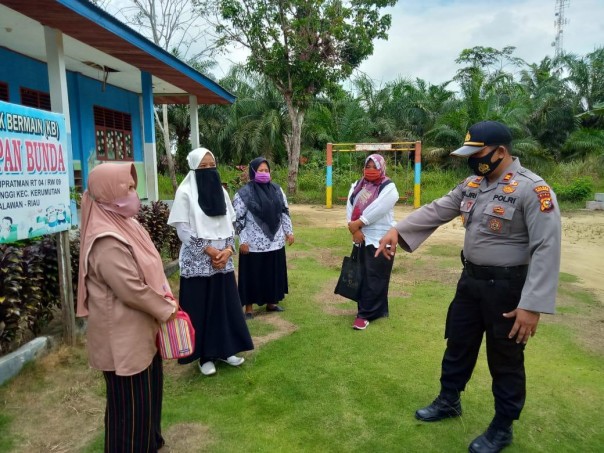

{"left": 199, "top": 361, "right": 216, "bottom": 376}
{"left": 220, "top": 355, "right": 245, "bottom": 367}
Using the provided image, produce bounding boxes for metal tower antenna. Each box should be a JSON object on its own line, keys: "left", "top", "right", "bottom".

{"left": 552, "top": 0, "right": 570, "bottom": 58}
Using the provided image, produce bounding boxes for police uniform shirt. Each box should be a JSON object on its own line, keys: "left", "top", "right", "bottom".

{"left": 394, "top": 158, "right": 561, "bottom": 314}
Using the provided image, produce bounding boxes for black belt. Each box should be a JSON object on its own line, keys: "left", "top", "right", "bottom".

{"left": 461, "top": 251, "right": 528, "bottom": 280}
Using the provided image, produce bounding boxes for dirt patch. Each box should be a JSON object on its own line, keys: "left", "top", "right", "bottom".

{"left": 1, "top": 345, "right": 104, "bottom": 453}
{"left": 319, "top": 279, "right": 358, "bottom": 316}
{"left": 247, "top": 312, "right": 298, "bottom": 348}
{"left": 160, "top": 423, "right": 214, "bottom": 452}
{"left": 546, "top": 309, "right": 604, "bottom": 356}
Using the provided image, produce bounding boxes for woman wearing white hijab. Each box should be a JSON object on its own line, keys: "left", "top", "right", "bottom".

{"left": 168, "top": 148, "right": 253, "bottom": 376}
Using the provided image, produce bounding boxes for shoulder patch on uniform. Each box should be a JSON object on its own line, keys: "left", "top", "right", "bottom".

{"left": 534, "top": 185, "right": 551, "bottom": 194}
{"left": 540, "top": 198, "right": 555, "bottom": 212}
{"left": 534, "top": 185, "right": 555, "bottom": 212}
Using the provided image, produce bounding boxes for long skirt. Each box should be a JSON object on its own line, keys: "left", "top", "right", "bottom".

{"left": 238, "top": 247, "right": 288, "bottom": 306}
{"left": 103, "top": 353, "right": 164, "bottom": 452}
{"left": 178, "top": 272, "right": 254, "bottom": 364}
{"left": 358, "top": 243, "right": 395, "bottom": 321}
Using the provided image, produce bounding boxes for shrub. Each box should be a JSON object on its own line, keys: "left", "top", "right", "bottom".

{"left": 0, "top": 236, "right": 60, "bottom": 354}
{"left": 136, "top": 201, "right": 180, "bottom": 260}
{"left": 552, "top": 177, "right": 594, "bottom": 202}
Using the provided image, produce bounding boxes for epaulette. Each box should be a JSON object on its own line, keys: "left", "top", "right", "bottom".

{"left": 516, "top": 167, "right": 544, "bottom": 184}
{"left": 465, "top": 175, "right": 483, "bottom": 188}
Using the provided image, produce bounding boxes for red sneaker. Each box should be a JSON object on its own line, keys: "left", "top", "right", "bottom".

{"left": 353, "top": 318, "right": 369, "bottom": 330}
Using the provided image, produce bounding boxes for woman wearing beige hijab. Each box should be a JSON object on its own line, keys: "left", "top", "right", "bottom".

{"left": 77, "top": 163, "right": 176, "bottom": 452}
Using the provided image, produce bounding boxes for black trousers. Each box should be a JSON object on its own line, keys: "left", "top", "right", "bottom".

{"left": 103, "top": 353, "right": 164, "bottom": 452}
{"left": 440, "top": 269, "right": 527, "bottom": 420}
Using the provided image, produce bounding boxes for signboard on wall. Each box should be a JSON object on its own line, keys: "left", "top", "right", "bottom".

{"left": 0, "top": 101, "right": 71, "bottom": 243}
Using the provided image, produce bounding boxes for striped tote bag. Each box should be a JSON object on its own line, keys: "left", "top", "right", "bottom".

{"left": 157, "top": 310, "right": 195, "bottom": 359}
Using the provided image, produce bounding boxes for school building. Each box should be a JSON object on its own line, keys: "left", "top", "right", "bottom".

{"left": 0, "top": 0, "right": 234, "bottom": 200}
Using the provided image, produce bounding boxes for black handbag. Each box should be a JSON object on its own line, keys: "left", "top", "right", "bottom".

{"left": 334, "top": 245, "right": 363, "bottom": 301}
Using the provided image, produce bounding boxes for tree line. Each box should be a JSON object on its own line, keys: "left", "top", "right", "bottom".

{"left": 161, "top": 46, "right": 603, "bottom": 180}
{"left": 97, "top": 2, "right": 602, "bottom": 193}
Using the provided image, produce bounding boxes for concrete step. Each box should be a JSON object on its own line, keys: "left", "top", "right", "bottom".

{"left": 0, "top": 337, "right": 51, "bottom": 386}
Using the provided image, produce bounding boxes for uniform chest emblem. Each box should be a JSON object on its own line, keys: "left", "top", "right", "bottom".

{"left": 509, "top": 180, "right": 519, "bottom": 186}
{"left": 503, "top": 185, "right": 516, "bottom": 194}
{"left": 502, "top": 172, "right": 513, "bottom": 182}
{"left": 488, "top": 218, "right": 503, "bottom": 232}
{"left": 493, "top": 206, "right": 505, "bottom": 215}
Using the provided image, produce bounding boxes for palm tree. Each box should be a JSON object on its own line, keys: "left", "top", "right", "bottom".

{"left": 304, "top": 87, "right": 374, "bottom": 149}
{"left": 519, "top": 56, "right": 577, "bottom": 159}
{"left": 197, "top": 66, "right": 290, "bottom": 166}
{"left": 560, "top": 48, "right": 604, "bottom": 129}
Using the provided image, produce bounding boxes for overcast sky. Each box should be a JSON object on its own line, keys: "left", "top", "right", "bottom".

{"left": 212, "top": 0, "right": 604, "bottom": 88}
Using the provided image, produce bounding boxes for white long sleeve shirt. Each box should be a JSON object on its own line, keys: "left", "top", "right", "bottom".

{"left": 346, "top": 181, "right": 399, "bottom": 248}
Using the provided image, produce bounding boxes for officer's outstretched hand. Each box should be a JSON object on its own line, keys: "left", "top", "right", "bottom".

{"left": 503, "top": 308, "right": 540, "bottom": 345}
{"left": 375, "top": 227, "right": 400, "bottom": 260}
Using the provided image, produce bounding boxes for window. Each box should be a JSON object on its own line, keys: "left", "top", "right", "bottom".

{"left": 93, "top": 106, "right": 133, "bottom": 161}
{"left": 20, "top": 87, "right": 51, "bottom": 110}
{"left": 0, "top": 82, "right": 8, "bottom": 102}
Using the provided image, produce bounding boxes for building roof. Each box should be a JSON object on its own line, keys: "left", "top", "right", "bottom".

{"left": 0, "top": 0, "right": 235, "bottom": 105}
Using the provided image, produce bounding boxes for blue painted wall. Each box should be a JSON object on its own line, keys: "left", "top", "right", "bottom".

{"left": 0, "top": 47, "right": 143, "bottom": 189}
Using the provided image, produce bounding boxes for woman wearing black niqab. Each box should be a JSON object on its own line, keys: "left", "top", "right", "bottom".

{"left": 234, "top": 157, "right": 295, "bottom": 319}
{"left": 168, "top": 148, "right": 254, "bottom": 376}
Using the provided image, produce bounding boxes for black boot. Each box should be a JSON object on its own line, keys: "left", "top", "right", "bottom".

{"left": 415, "top": 395, "right": 462, "bottom": 422}
{"left": 468, "top": 424, "right": 513, "bottom": 453}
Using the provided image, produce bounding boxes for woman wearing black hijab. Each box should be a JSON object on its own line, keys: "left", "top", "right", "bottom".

{"left": 168, "top": 148, "right": 253, "bottom": 376}
{"left": 234, "top": 157, "right": 294, "bottom": 319}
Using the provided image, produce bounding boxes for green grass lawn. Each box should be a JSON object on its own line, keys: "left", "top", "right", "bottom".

{"left": 1, "top": 219, "right": 603, "bottom": 452}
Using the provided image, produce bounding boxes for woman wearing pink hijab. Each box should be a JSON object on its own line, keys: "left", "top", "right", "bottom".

{"left": 77, "top": 163, "right": 176, "bottom": 452}
{"left": 346, "top": 154, "right": 399, "bottom": 330}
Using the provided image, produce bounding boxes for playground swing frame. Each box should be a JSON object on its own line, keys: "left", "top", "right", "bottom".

{"left": 325, "top": 141, "right": 422, "bottom": 209}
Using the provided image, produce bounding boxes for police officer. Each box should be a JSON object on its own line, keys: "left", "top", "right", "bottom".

{"left": 376, "top": 121, "right": 561, "bottom": 453}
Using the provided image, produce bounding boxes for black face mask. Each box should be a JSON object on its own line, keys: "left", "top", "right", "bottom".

{"left": 194, "top": 167, "right": 226, "bottom": 216}
{"left": 468, "top": 147, "right": 503, "bottom": 176}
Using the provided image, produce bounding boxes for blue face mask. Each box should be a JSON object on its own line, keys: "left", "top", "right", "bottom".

{"left": 468, "top": 147, "right": 503, "bottom": 176}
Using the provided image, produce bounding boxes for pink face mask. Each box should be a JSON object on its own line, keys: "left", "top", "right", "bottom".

{"left": 254, "top": 172, "right": 271, "bottom": 184}
{"left": 101, "top": 190, "right": 141, "bottom": 218}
